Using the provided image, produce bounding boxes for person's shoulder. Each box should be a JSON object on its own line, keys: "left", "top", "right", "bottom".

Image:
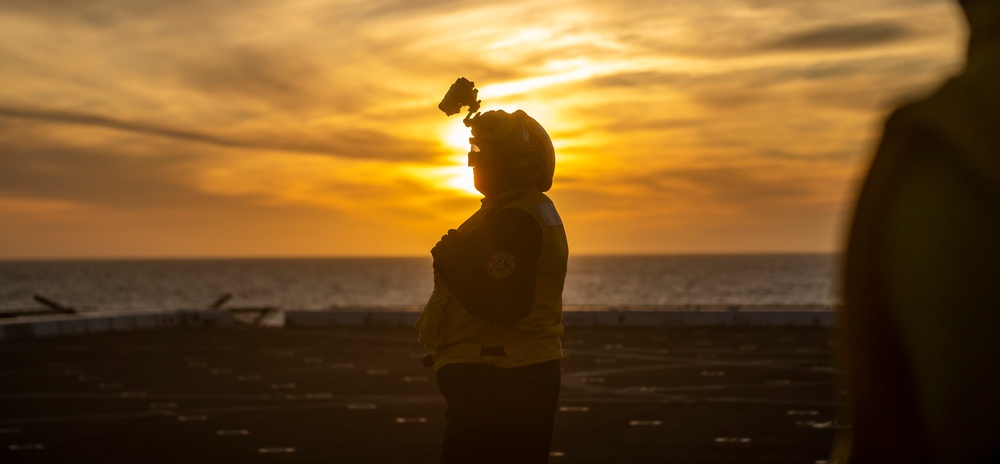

{"left": 878, "top": 71, "right": 976, "bottom": 155}
{"left": 486, "top": 208, "right": 542, "bottom": 251}
{"left": 492, "top": 207, "right": 536, "bottom": 226}
{"left": 502, "top": 188, "right": 563, "bottom": 227}
{"left": 489, "top": 207, "right": 540, "bottom": 237}
{"left": 898, "top": 59, "right": 1000, "bottom": 126}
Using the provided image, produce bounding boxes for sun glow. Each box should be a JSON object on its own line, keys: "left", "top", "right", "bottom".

{"left": 439, "top": 121, "right": 480, "bottom": 196}
{"left": 441, "top": 155, "right": 480, "bottom": 196}
{"left": 443, "top": 119, "right": 472, "bottom": 152}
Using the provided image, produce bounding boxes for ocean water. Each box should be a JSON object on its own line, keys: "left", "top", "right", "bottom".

{"left": 0, "top": 254, "right": 838, "bottom": 313}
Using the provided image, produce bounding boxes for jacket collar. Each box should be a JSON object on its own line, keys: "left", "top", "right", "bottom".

{"left": 480, "top": 186, "right": 532, "bottom": 209}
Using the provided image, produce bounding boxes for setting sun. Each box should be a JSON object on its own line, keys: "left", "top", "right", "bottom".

{"left": 440, "top": 121, "right": 479, "bottom": 196}
{"left": 443, "top": 119, "right": 473, "bottom": 153}
{"left": 442, "top": 162, "right": 480, "bottom": 197}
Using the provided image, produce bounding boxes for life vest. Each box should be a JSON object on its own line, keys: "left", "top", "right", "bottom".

{"left": 415, "top": 186, "right": 569, "bottom": 369}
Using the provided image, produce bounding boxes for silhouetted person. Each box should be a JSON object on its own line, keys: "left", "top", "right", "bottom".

{"left": 838, "top": 1, "right": 1000, "bottom": 462}
{"left": 416, "top": 108, "right": 568, "bottom": 464}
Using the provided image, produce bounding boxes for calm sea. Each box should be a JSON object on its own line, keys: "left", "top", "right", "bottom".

{"left": 0, "top": 254, "right": 839, "bottom": 313}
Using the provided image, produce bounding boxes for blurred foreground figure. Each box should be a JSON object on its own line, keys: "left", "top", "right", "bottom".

{"left": 416, "top": 106, "right": 568, "bottom": 464}
{"left": 839, "top": 1, "right": 1000, "bottom": 462}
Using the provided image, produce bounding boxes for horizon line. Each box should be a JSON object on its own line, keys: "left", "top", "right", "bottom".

{"left": 0, "top": 251, "right": 843, "bottom": 262}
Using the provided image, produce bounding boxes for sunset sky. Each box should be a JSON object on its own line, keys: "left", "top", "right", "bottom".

{"left": 0, "top": 0, "right": 967, "bottom": 258}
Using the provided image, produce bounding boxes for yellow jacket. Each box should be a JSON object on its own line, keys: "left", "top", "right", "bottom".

{"left": 416, "top": 186, "right": 569, "bottom": 369}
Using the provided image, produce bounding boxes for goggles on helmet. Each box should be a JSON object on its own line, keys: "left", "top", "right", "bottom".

{"left": 467, "top": 138, "right": 501, "bottom": 167}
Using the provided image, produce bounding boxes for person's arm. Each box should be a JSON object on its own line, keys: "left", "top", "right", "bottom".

{"left": 432, "top": 208, "right": 542, "bottom": 326}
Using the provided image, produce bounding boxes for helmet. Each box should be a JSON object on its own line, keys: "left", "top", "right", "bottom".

{"left": 466, "top": 110, "right": 556, "bottom": 192}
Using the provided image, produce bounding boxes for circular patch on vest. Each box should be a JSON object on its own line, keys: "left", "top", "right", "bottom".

{"left": 487, "top": 251, "right": 517, "bottom": 280}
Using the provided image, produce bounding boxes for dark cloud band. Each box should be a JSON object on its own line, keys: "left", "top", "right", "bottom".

{"left": 0, "top": 106, "right": 438, "bottom": 162}
{"left": 763, "top": 21, "right": 915, "bottom": 51}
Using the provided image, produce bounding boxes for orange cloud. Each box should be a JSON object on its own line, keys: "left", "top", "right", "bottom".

{"left": 0, "top": 0, "right": 966, "bottom": 258}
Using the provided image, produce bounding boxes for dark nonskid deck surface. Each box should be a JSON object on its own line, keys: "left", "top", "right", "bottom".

{"left": 0, "top": 326, "right": 839, "bottom": 463}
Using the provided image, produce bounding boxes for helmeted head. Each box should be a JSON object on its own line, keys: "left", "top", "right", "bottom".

{"left": 465, "top": 109, "right": 556, "bottom": 196}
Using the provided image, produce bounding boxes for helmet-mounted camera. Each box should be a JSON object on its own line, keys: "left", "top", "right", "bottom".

{"left": 438, "top": 77, "right": 480, "bottom": 124}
